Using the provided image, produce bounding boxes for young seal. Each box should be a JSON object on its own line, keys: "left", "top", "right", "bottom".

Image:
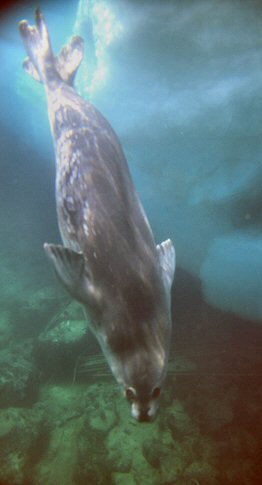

{"left": 19, "top": 9, "right": 175, "bottom": 422}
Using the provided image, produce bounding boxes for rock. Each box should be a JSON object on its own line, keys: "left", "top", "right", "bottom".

{"left": 0, "top": 311, "right": 13, "bottom": 349}
{"left": 113, "top": 472, "right": 137, "bottom": 485}
{"left": 0, "top": 410, "right": 17, "bottom": 439}
{"left": 37, "top": 318, "right": 89, "bottom": 379}
{"left": 108, "top": 445, "right": 132, "bottom": 473}
{"left": 36, "top": 384, "right": 86, "bottom": 427}
{"left": 165, "top": 399, "right": 195, "bottom": 438}
{"left": 89, "top": 408, "right": 117, "bottom": 432}
{"left": 184, "top": 460, "right": 217, "bottom": 484}
{"left": 0, "top": 342, "right": 38, "bottom": 407}
{"left": 142, "top": 443, "right": 160, "bottom": 469}
{"left": 0, "top": 407, "right": 45, "bottom": 485}
{"left": 34, "top": 415, "right": 84, "bottom": 485}
{"left": 106, "top": 417, "right": 161, "bottom": 483}
{"left": 39, "top": 319, "right": 88, "bottom": 345}
{"left": 18, "top": 285, "right": 66, "bottom": 335}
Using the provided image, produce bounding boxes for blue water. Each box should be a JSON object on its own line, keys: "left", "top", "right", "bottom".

{"left": 0, "top": 1, "right": 261, "bottom": 484}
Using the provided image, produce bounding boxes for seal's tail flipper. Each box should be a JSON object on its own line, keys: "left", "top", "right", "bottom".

{"left": 19, "top": 8, "right": 84, "bottom": 86}
{"left": 19, "top": 8, "right": 54, "bottom": 84}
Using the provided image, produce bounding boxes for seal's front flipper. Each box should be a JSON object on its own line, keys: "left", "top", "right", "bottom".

{"left": 44, "top": 243, "right": 101, "bottom": 306}
{"left": 157, "top": 239, "right": 176, "bottom": 293}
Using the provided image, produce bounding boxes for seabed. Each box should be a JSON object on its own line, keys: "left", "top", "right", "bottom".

{"left": 0, "top": 269, "right": 261, "bottom": 485}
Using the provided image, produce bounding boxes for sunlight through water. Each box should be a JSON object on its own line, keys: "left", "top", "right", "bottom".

{"left": 73, "top": 0, "right": 123, "bottom": 97}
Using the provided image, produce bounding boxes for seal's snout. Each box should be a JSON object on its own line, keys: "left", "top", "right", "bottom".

{"left": 132, "top": 404, "right": 156, "bottom": 423}
{"left": 137, "top": 409, "right": 152, "bottom": 423}
{"left": 127, "top": 386, "right": 160, "bottom": 422}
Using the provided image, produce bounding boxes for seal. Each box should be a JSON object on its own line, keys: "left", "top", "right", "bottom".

{"left": 19, "top": 9, "right": 175, "bottom": 422}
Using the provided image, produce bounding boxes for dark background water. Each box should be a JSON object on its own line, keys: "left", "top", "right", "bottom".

{"left": 0, "top": 1, "right": 261, "bottom": 484}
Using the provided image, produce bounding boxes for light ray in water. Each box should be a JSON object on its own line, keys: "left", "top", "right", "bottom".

{"left": 73, "top": 0, "right": 123, "bottom": 97}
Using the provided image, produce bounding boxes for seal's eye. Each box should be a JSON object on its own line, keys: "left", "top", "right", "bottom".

{"left": 126, "top": 387, "right": 136, "bottom": 402}
{"left": 152, "top": 387, "right": 161, "bottom": 400}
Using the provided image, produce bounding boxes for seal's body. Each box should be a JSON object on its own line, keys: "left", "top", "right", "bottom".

{"left": 19, "top": 10, "right": 175, "bottom": 421}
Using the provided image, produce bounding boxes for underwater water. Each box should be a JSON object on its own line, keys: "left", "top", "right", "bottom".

{"left": 0, "top": 0, "right": 262, "bottom": 483}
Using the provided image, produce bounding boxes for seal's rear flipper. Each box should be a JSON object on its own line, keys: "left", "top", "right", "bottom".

{"left": 55, "top": 36, "right": 84, "bottom": 86}
{"left": 44, "top": 243, "right": 101, "bottom": 306}
{"left": 19, "top": 8, "right": 84, "bottom": 86}
{"left": 19, "top": 9, "right": 53, "bottom": 84}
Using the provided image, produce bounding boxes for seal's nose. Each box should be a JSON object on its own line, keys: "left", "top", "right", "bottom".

{"left": 138, "top": 409, "right": 151, "bottom": 423}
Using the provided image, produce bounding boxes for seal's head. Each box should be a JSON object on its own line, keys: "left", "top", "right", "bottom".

{"left": 117, "top": 347, "right": 168, "bottom": 422}
{"left": 125, "top": 384, "right": 162, "bottom": 423}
